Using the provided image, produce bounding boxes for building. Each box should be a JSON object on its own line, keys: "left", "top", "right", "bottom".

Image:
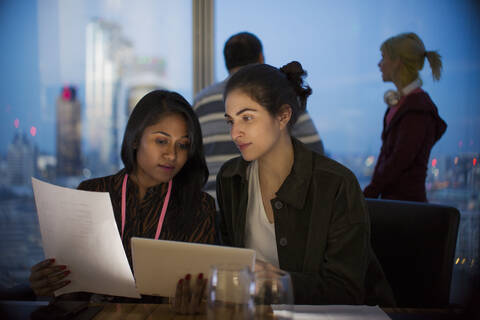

{"left": 85, "top": 18, "right": 133, "bottom": 174}
{"left": 56, "top": 86, "right": 82, "bottom": 177}
{"left": 6, "top": 133, "right": 37, "bottom": 186}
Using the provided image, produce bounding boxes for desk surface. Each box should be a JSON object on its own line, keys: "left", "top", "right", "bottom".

{"left": 0, "top": 301, "right": 465, "bottom": 320}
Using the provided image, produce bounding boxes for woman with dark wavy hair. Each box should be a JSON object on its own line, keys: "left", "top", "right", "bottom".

{"left": 29, "top": 90, "right": 215, "bottom": 310}
{"left": 217, "top": 61, "right": 395, "bottom": 306}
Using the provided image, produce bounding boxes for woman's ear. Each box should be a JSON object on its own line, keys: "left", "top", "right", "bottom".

{"left": 277, "top": 104, "right": 292, "bottom": 130}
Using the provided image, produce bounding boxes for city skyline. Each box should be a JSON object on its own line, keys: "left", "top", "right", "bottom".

{"left": 1, "top": 1, "right": 479, "bottom": 157}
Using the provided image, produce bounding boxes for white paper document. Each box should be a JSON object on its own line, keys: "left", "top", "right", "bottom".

{"left": 273, "top": 305, "right": 391, "bottom": 320}
{"left": 32, "top": 178, "right": 141, "bottom": 298}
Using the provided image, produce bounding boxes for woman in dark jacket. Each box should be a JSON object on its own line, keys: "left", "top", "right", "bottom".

{"left": 364, "top": 32, "right": 447, "bottom": 202}
{"left": 218, "top": 61, "right": 395, "bottom": 306}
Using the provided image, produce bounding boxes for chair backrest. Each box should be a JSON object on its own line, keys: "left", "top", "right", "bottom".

{"left": 366, "top": 198, "right": 460, "bottom": 308}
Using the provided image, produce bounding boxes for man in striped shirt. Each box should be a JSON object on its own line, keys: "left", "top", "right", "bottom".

{"left": 194, "top": 32, "right": 324, "bottom": 199}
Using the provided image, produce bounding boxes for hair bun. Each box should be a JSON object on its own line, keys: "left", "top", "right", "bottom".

{"left": 280, "top": 61, "right": 312, "bottom": 111}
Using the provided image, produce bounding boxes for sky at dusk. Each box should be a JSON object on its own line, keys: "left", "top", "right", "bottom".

{"left": 1, "top": 0, "right": 479, "bottom": 158}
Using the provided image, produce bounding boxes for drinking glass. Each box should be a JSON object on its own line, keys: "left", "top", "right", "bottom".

{"left": 207, "top": 264, "right": 255, "bottom": 320}
{"left": 254, "top": 269, "right": 294, "bottom": 320}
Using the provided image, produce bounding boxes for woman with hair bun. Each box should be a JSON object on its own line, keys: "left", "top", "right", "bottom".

{"left": 364, "top": 32, "right": 447, "bottom": 202}
{"left": 217, "top": 61, "right": 395, "bottom": 306}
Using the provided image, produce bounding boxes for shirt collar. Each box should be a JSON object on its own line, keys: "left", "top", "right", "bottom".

{"left": 401, "top": 78, "right": 422, "bottom": 96}
{"left": 222, "top": 137, "right": 312, "bottom": 210}
{"left": 275, "top": 138, "right": 312, "bottom": 209}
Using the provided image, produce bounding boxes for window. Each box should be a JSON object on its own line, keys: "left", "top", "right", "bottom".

{"left": 215, "top": 0, "right": 480, "bottom": 303}
{"left": 0, "top": 0, "right": 192, "bottom": 290}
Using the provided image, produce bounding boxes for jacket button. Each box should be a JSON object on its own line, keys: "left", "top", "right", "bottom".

{"left": 274, "top": 200, "right": 283, "bottom": 210}
{"left": 279, "top": 237, "right": 288, "bottom": 247}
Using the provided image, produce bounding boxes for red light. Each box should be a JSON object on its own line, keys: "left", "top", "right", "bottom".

{"left": 474, "top": 158, "right": 478, "bottom": 166}
{"left": 62, "top": 87, "right": 72, "bottom": 100}
{"left": 432, "top": 158, "right": 437, "bottom": 167}
{"left": 14, "top": 118, "right": 19, "bottom": 128}
{"left": 30, "top": 126, "right": 37, "bottom": 137}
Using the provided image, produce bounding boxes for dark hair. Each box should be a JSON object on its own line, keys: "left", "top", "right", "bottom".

{"left": 223, "top": 32, "right": 263, "bottom": 72}
{"left": 224, "top": 61, "right": 312, "bottom": 128}
{"left": 120, "top": 90, "right": 208, "bottom": 215}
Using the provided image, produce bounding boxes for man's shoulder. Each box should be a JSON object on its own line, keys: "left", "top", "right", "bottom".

{"left": 193, "top": 80, "right": 227, "bottom": 110}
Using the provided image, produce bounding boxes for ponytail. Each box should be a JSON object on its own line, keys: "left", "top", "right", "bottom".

{"left": 425, "top": 50, "right": 442, "bottom": 81}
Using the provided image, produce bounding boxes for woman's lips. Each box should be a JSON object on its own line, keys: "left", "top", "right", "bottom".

{"left": 237, "top": 143, "right": 251, "bottom": 151}
{"left": 159, "top": 165, "right": 175, "bottom": 171}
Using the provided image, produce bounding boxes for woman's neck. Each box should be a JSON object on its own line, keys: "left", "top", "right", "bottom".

{"left": 257, "top": 132, "right": 294, "bottom": 195}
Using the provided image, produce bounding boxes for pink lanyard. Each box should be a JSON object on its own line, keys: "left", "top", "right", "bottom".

{"left": 121, "top": 174, "right": 172, "bottom": 240}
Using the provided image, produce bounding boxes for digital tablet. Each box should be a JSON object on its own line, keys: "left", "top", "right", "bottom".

{"left": 131, "top": 237, "right": 256, "bottom": 297}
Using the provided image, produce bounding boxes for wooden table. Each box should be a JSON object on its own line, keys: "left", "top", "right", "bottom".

{"left": 0, "top": 300, "right": 465, "bottom": 320}
{"left": 92, "top": 303, "right": 464, "bottom": 320}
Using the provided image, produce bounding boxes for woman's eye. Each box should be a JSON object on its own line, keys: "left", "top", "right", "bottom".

{"left": 156, "top": 139, "right": 167, "bottom": 145}
{"left": 178, "top": 142, "right": 190, "bottom": 150}
{"left": 242, "top": 115, "right": 252, "bottom": 121}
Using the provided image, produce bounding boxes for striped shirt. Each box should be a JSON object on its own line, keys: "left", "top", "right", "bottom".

{"left": 194, "top": 79, "right": 325, "bottom": 199}
{"left": 77, "top": 169, "right": 217, "bottom": 269}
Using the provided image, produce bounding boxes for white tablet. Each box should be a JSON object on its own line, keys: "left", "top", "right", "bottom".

{"left": 131, "top": 237, "right": 256, "bottom": 297}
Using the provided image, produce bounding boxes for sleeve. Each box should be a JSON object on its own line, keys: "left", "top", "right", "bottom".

{"left": 215, "top": 168, "right": 232, "bottom": 246}
{"left": 365, "top": 112, "right": 430, "bottom": 197}
{"left": 291, "top": 112, "right": 325, "bottom": 155}
{"left": 290, "top": 176, "right": 369, "bottom": 305}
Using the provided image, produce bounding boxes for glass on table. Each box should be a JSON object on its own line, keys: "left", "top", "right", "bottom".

{"left": 207, "top": 264, "right": 255, "bottom": 320}
{"left": 254, "top": 269, "right": 294, "bottom": 320}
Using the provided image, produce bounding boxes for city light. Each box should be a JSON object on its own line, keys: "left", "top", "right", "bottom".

{"left": 30, "top": 126, "right": 37, "bottom": 137}
{"left": 14, "top": 118, "right": 19, "bottom": 128}
{"left": 474, "top": 158, "right": 478, "bottom": 166}
{"left": 431, "top": 158, "right": 437, "bottom": 167}
{"left": 454, "top": 156, "right": 459, "bottom": 165}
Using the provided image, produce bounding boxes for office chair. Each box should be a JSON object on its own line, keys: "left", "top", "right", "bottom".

{"left": 366, "top": 198, "right": 460, "bottom": 308}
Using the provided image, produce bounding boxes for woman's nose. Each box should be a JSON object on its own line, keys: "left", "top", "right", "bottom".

{"left": 230, "top": 123, "right": 242, "bottom": 141}
{"left": 163, "top": 145, "right": 176, "bottom": 161}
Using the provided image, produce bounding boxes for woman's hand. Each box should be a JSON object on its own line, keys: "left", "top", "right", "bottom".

{"left": 29, "top": 258, "right": 71, "bottom": 297}
{"left": 172, "top": 273, "right": 207, "bottom": 315}
{"left": 255, "top": 259, "right": 281, "bottom": 273}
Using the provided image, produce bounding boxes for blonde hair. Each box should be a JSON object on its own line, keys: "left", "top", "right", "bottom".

{"left": 381, "top": 32, "right": 442, "bottom": 87}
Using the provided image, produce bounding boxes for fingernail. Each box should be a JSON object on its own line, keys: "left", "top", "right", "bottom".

{"left": 186, "top": 274, "right": 191, "bottom": 280}
{"left": 198, "top": 273, "right": 204, "bottom": 280}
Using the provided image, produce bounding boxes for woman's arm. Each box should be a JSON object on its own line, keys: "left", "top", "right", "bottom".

{"left": 365, "top": 112, "right": 430, "bottom": 196}
{"left": 291, "top": 177, "right": 370, "bottom": 305}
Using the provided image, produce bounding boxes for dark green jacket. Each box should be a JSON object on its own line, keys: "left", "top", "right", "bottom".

{"left": 216, "top": 138, "right": 395, "bottom": 306}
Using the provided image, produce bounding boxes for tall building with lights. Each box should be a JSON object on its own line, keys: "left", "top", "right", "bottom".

{"left": 56, "top": 86, "right": 82, "bottom": 177}
{"left": 85, "top": 18, "right": 133, "bottom": 174}
{"left": 7, "top": 133, "right": 37, "bottom": 186}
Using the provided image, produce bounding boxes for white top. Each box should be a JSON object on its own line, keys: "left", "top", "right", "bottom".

{"left": 245, "top": 160, "right": 280, "bottom": 268}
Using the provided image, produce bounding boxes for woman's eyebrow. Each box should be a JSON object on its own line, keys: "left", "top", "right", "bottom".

{"left": 151, "top": 131, "right": 189, "bottom": 138}
{"left": 224, "top": 108, "right": 258, "bottom": 118}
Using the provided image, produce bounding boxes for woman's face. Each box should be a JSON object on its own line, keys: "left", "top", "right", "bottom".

{"left": 134, "top": 112, "right": 190, "bottom": 187}
{"left": 378, "top": 51, "right": 399, "bottom": 82}
{"left": 225, "top": 89, "right": 282, "bottom": 162}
